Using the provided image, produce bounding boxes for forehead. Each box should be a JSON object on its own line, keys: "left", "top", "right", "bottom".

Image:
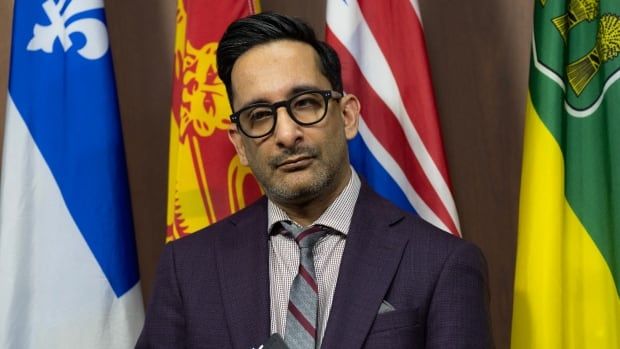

{"left": 230, "top": 40, "right": 331, "bottom": 107}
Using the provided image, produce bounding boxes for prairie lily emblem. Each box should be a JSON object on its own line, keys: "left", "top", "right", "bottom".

{"left": 27, "top": 0, "right": 109, "bottom": 60}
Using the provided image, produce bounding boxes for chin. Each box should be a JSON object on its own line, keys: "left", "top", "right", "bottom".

{"left": 267, "top": 178, "right": 327, "bottom": 203}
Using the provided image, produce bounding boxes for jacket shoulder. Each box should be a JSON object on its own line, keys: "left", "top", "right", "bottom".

{"left": 356, "top": 183, "right": 482, "bottom": 262}
{"left": 167, "top": 196, "right": 268, "bottom": 252}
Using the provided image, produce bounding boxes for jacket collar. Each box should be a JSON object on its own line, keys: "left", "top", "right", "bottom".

{"left": 216, "top": 197, "right": 271, "bottom": 349}
{"left": 215, "top": 182, "right": 409, "bottom": 349}
{"left": 320, "top": 183, "right": 409, "bottom": 348}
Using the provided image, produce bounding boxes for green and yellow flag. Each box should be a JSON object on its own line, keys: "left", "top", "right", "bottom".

{"left": 512, "top": 1, "right": 620, "bottom": 348}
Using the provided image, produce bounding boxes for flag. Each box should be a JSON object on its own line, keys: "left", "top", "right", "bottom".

{"left": 512, "top": 1, "right": 620, "bottom": 347}
{"left": 326, "top": 0, "right": 461, "bottom": 236}
{"left": 167, "top": 0, "right": 262, "bottom": 242}
{"left": 0, "top": 0, "right": 144, "bottom": 347}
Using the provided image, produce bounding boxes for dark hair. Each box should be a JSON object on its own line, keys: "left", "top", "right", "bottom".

{"left": 216, "top": 12, "right": 343, "bottom": 107}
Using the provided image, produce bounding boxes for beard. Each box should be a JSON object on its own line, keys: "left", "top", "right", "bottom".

{"left": 249, "top": 142, "right": 346, "bottom": 205}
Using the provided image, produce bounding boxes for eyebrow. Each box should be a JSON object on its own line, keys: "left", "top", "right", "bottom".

{"left": 237, "top": 84, "right": 327, "bottom": 110}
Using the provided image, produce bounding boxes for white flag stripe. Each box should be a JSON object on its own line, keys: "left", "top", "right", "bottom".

{"left": 358, "top": 117, "right": 449, "bottom": 232}
{"left": 409, "top": 0, "right": 422, "bottom": 26}
{"left": 327, "top": 0, "right": 460, "bottom": 229}
{"left": 0, "top": 95, "right": 144, "bottom": 348}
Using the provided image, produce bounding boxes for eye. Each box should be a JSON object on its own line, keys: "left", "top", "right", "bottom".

{"left": 247, "top": 108, "right": 273, "bottom": 122}
{"left": 292, "top": 94, "right": 323, "bottom": 110}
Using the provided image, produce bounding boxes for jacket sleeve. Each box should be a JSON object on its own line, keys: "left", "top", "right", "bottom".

{"left": 426, "top": 241, "right": 493, "bottom": 349}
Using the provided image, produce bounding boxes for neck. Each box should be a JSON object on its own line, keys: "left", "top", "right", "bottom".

{"left": 273, "top": 167, "right": 352, "bottom": 227}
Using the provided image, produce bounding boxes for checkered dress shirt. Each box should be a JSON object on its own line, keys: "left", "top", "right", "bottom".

{"left": 267, "top": 168, "right": 361, "bottom": 346}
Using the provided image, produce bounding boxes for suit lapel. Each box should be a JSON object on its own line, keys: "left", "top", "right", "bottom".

{"left": 321, "top": 186, "right": 409, "bottom": 349}
{"left": 216, "top": 198, "right": 271, "bottom": 349}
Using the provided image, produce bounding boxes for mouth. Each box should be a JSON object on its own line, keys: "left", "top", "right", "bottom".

{"left": 276, "top": 155, "right": 314, "bottom": 171}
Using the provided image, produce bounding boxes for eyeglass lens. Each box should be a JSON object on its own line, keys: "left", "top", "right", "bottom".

{"left": 238, "top": 91, "right": 328, "bottom": 137}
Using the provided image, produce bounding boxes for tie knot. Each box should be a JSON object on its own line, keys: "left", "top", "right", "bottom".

{"left": 280, "top": 222, "right": 326, "bottom": 249}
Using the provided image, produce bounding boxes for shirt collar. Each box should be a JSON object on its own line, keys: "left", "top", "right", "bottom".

{"left": 267, "top": 167, "right": 361, "bottom": 235}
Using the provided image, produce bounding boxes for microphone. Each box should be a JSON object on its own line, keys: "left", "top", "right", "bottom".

{"left": 257, "top": 333, "right": 289, "bottom": 349}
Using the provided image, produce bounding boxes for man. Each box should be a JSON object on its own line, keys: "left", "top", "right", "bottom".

{"left": 137, "top": 13, "right": 491, "bottom": 349}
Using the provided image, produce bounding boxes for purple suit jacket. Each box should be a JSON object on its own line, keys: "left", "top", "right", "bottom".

{"left": 137, "top": 184, "right": 492, "bottom": 348}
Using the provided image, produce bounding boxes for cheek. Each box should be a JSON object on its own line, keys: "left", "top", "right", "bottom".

{"left": 320, "top": 126, "right": 349, "bottom": 160}
{"left": 242, "top": 141, "right": 268, "bottom": 168}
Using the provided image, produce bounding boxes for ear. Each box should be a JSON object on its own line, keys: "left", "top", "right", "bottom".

{"left": 339, "top": 94, "right": 361, "bottom": 140}
{"left": 228, "top": 124, "right": 249, "bottom": 166}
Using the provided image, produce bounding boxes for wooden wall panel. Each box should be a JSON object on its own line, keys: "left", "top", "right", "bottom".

{"left": 261, "top": 0, "right": 326, "bottom": 38}
{"left": 105, "top": 0, "right": 176, "bottom": 302}
{"left": 0, "top": 0, "right": 13, "bottom": 169}
{"left": 419, "top": 2, "right": 532, "bottom": 347}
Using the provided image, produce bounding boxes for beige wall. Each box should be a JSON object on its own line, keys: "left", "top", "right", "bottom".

{"left": 0, "top": 0, "right": 533, "bottom": 347}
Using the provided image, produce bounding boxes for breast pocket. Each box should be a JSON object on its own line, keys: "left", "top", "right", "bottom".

{"left": 362, "top": 308, "right": 424, "bottom": 349}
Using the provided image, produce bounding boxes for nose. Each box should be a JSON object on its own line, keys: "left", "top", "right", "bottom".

{"left": 272, "top": 106, "right": 303, "bottom": 148}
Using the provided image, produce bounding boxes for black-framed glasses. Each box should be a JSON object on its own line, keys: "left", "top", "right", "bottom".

{"left": 230, "top": 90, "right": 343, "bottom": 138}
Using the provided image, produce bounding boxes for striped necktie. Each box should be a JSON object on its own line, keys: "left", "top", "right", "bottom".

{"left": 280, "top": 221, "right": 327, "bottom": 349}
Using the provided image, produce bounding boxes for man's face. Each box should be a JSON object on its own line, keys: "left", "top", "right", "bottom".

{"left": 228, "top": 40, "right": 359, "bottom": 206}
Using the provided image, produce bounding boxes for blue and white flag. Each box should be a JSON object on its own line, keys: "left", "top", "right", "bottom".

{"left": 0, "top": 1, "right": 144, "bottom": 347}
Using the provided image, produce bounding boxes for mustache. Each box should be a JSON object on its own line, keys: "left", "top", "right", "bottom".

{"left": 268, "top": 146, "right": 320, "bottom": 167}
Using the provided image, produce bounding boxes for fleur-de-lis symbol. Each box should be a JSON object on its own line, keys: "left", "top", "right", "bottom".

{"left": 27, "top": 0, "right": 109, "bottom": 60}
